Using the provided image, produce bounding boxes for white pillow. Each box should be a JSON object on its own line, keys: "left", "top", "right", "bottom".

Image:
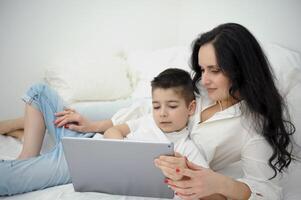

{"left": 127, "top": 46, "right": 191, "bottom": 81}
{"left": 127, "top": 46, "right": 191, "bottom": 99}
{"left": 44, "top": 56, "right": 133, "bottom": 103}
{"left": 264, "top": 43, "right": 301, "bottom": 95}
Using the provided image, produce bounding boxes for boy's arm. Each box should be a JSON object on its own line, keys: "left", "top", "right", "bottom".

{"left": 88, "top": 119, "right": 114, "bottom": 133}
{"left": 103, "top": 124, "right": 131, "bottom": 139}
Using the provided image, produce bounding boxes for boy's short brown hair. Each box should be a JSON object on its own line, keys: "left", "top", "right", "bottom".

{"left": 151, "top": 68, "right": 195, "bottom": 105}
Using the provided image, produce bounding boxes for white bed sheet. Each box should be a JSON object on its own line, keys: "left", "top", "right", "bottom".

{"left": 0, "top": 183, "right": 151, "bottom": 200}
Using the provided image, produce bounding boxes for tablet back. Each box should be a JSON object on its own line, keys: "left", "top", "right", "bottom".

{"left": 62, "top": 137, "right": 174, "bottom": 199}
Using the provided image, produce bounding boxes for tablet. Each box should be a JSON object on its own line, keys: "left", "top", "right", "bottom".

{"left": 62, "top": 137, "right": 174, "bottom": 198}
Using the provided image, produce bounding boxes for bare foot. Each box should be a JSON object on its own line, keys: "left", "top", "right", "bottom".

{"left": 0, "top": 117, "right": 24, "bottom": 134}
{"left": 5, "top": 129, "right": 24, "bottom": 141}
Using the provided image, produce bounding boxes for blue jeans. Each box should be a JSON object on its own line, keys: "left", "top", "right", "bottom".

{"left": 0, "top": 83, "right": 94, "bottom": 196}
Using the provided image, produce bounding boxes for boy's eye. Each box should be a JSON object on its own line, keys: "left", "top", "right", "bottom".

{"left": 153, "top": 106, "right": 160, "bottom": 110}
{"left": 169, "top": 105, "right": 178, "bottom": 109}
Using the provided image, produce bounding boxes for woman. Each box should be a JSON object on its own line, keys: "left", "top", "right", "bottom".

{"left": 154, "top": 23, "right": 295, "bottom": 199}
{"left": 0, "top": 23, "right": 295, "bottom": 199}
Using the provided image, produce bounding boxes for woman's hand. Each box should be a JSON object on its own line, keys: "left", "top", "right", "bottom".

{"left": 154, "top": 152, "right": 187, "bottom": 181}
{"left": 54, "top": 108, "right": 93, "bottom": 132}
{"left": 166, "top": 160, "right": 225, "bottom": 200}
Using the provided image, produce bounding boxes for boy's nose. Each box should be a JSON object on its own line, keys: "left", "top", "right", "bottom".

{"left": 160, "top": 108, "right": 167, "bottom": 117}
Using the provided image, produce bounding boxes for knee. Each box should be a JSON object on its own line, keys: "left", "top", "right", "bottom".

{"left": 26, "top": 83, "right": 56, "bottom": 102}
{"left": 28, "top": 83, "right": 50, "bottom": 95}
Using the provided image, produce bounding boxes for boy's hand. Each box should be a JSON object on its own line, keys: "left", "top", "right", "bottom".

{"left": 54, "top": 108, "right": 94, "bottom": 132}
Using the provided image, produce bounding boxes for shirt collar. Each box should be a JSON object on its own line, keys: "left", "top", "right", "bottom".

{"left": 194, "top": 87, "right": 244, "bottom": 124}
{"left": 202, "top": 101, "right": 243, "bottom": 123}
{"left": 164, "top": 127, "right": 189, "bottom": 144}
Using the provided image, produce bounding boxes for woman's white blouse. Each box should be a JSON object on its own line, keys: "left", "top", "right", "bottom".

{"left": 112, "top": 94, "right": 283, "bottom": 199}
{"left": 189, "top": 93, "right": 283, "bottom": 199}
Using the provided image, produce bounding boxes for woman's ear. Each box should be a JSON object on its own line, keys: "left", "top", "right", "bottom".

{"left": 188, "top": 100, "right": 196, "bottom": 116}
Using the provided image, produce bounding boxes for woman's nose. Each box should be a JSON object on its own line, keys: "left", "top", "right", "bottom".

{"left": 201, "top": 72, "right": 210, "bottom": 86}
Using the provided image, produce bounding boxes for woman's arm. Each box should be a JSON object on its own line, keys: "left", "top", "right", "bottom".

{"left": 103, "top": 124, "right": 130, "bottom": 139}
{"left": 155, "top": 156, "right": 251, "bottom": 200}
{"left": 172, "top": 161, "right": 251, "bottom": 200}
{"left": 234, "top": 137, "right": 282, "bottom": 199}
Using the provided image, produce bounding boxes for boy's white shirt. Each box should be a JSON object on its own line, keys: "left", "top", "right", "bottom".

{"left": 126, "top": 114, "right": 208, "bottom": 168}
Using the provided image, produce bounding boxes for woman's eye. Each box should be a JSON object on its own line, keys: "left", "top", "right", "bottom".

{"left": 211, "top": 69, "right": 221, "bottom": 73}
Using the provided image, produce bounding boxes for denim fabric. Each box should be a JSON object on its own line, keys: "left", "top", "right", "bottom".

{"left": 0, "top": 83, "right": 94, "bottom": 196}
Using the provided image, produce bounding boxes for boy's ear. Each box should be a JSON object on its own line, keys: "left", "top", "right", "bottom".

{"left": 188, "top": 100, "right": 196, "bottom": 116}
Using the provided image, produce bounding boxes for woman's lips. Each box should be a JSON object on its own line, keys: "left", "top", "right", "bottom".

{"left": 207, "top": 88, "right": 217, "bottom": 93}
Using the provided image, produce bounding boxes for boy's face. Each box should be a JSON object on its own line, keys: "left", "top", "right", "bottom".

{"left": 152, "top": 88, "right": 195, "bottom": 133}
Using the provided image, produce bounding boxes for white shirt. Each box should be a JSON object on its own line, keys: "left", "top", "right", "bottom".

{"left": 189, "top": 92, "right": 282, "bottom": 200}
{"left": 126, "top": 114, "right": 208, "bottom": 168}
{"left": 112, "top": 95, "right": 283, "bottom": 199}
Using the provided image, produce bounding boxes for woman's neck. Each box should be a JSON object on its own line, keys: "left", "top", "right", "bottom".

{"left": 217, "top": 98, "right": 239, "bottom": 111}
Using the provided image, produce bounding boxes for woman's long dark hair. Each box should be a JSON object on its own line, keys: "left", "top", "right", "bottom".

{"left": 190, "top": 23, "right": 295, "bottom": 178}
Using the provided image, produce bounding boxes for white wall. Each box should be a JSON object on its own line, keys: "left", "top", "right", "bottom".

{"left": 176, "top": 0, "right": 301, "bottom": 52}
{"left": 0, "top": 0, "right": 179, "bottom": 120}
{"left": 0, "top": 0, "right": 300, "bottom": 120}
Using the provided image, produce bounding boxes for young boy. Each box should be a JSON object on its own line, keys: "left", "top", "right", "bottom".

{"left": 104, "top": 68, "right": 208, "bottom": 171}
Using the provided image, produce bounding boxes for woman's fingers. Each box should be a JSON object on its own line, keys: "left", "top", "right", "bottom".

{"left": 158, "top": 155, "right": 180, "bottom": 164}
{"left": 168, "top": 178, "right": 194, "bottom": 189}
{"left": 176, "top": 193, "right": 198, "bottom": 200}
{"left": 168, "top": 180, "right": 198, "bottom": 200}
{"left": 186, "top": 160, "right": 203, "bottom": 170}
{"left": 158, "top": 166, "right": 177, "bottom": 179}
{"left": 155, "top": 160, "right": 176, "bottom": 174}
{"left": 154, "top": 159, "right": 184, "bottom": 180}
{"left": 170, "top": 183, "right": 194, "bottom": 194}
{"left": 179, "top": 167, "right": 201, "bottom": 179}
{"left": 174, "top": 152, "right": 183, "bottom": 157}
{"left": 158, "top": 154, "right": 186, "bottom": 167}
{"left": 155, "top": 157, "right": 178, "bottom": 168}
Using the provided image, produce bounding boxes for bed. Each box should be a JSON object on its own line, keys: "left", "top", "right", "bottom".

{"left": 0, "top": 44, "right": 301, "bottom": 200}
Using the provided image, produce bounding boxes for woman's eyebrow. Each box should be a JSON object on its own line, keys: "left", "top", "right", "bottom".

{"left": 199, "top": 64, "right": 219, "bottom": 69}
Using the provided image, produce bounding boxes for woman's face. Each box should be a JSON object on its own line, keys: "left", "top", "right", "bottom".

{"left": 198, "top": 43, "right": 231, "bottom": 102}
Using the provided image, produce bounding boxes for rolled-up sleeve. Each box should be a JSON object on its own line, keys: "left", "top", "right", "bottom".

{"left": 237, "top": 137, "right": 283, "bottom": 200}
